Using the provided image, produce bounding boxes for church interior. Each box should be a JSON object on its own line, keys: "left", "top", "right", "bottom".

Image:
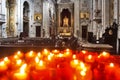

{"left": 0, "top": 0, "right": 120, "bottom": 79}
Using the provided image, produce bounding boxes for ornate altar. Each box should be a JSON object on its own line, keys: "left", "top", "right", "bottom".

{"left": 57, "top": 2, "right": 74, "bottom": 37}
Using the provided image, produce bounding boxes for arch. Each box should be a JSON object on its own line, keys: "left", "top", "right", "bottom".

{"left": 60, "top": 8, "right": 71, "bottom": 27}
{"left": 23, "top": 1, "right": 30, "bottom": 37}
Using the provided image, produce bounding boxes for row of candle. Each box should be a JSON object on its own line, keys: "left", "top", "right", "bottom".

{"left": 0, "top": 49, "right": 120, "bottom": 80}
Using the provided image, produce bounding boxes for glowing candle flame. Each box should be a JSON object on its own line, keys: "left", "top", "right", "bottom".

{"left": 43, "top": 49, "right": 49, "bottom": 55}
{"left": 80, "top": 71, "right": 86, "bottom": 76}
{"left": 57, "top": 53, "right": 64, "bottom": 57}
{"left": 81, "top": 50, "right": 87, "bottom": 54}
{"left": 109, "top": 63, "right": 114, "bottom": 68}
{"left": 0, "top": 61, "right": 5, "bottom": 65}
{"left": 4, "top": 57, "right": 10, "bottom": 64}
{"left": 35, "top": 57, "right": 39, "bottom": 63}
{"left": 20, "top": 64, "right": 27, "bottom": 73}
{"left": 16, "top": 59, "right": 22, "bottom": 65}
{"left": 29, "top": 51, "right": 34, "bottom": 56}
{"left": 73, "top": 54, "right": 76, "bottom": 59}
{"left": 17, "top": 51, "right": 21, "bottom": 55}
{"left": 88, "top": 55, "right": 92, "bottom": 60}
{"left": 13, "top": 55, "right": 19, "bottom": 60}
{"left": 39, "top": 60, "right": 43, "bottom": 66}
{"left": 37, "top": 52, "right": 42, "bottom": 58}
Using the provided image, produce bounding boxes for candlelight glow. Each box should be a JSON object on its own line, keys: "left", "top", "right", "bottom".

{"left": 20, "top": 64, "right": 27, "bottom": 73}
{"left": 29, "top": 51, "right": 34, "bottom": 57}
{"left": 81, "top": 50, "right": 87, "bottom": 54}
{"left": 4, "top": 57, "right": 10, "bottom": 64}
{"left": 66, "top": 48, "right": 70, "bottom": 52}
{"left": 37, "top": 52, "right": 42, "bottom": 58}
{"left": 57, "top": 53, "right": 64, "bottom": 57}
{"left": 35, "top": 57, "right": 39, "bottom": 63}
{"left": 39, "top": 60, "right": 44, "bottom": 66}
{"left": 43, "top": 49, "right": 49, "bottom": 55}
{"left": 14, "top": 55, "right": 19, "bottom": 60}
{"left": 0, "top": 61, "right": 5, "bottom": 66}
{"left": 109, "top": 63, "right": 114, "bottom": 67}
{"left": 16, "top": 59, "right": 22, "bottom": 66}
{"left": 48, "top": 55, "right": 52, "bottom": 61}
{"left": 16, "top": 51, "right": 23, "bottom": 58}
{"left": 73, "top": 54, "right": 76, "bottom": 59}
{"left": 80, "top": 71, "right": 86, "bottom": 76}
{"left": 88, "top": 55, "right": 92, "bottom": 60}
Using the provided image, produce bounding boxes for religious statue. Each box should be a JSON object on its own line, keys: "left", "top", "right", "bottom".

{"left": 63, "top": 16, "right": 69, "bottom": 27}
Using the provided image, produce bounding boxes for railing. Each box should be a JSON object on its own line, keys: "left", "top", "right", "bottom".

{"left": 0, "top": 14, "right": 5, "bottom": 24}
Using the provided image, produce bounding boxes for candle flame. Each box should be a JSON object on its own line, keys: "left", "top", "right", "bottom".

{"left": 14, "top": 55, "right": 19, "bottom": 59}
{"left": 4, "top": 57, "right": 9, "bottom": 62}
{"left": 39, "top": 60, "right": 43, "bottom": 66}
{"left": 102, "top": 52, "right": 107, "bottom": 56}
{"left": 43, "top": 49, "right": 49, "bottom": 55}
{"left": 109, "top": 63, "right": 114, "bottom": 67}
{"left": 20, "top": 64, "right": 27, "bottom": 73}
{"left": 0, "top": 61, "right": 5, "bottom": 65}
{"left": 80, "top": 62, "right": 85, "bottom": 68}
{"left": 48, "top": 55, "right": 52, "bottom": 61}
{"left": 80, "top": 71, "right": 86, "bottom": 76}
{"left": 57, "top": 53, "right": 64, "bottom": 57}
{"left": 37, "top": 52, "right": 41, "bottom": 58}
{"left": 88, "top": 55, "right": 92, "bottom": 60}
{"left": 72, "top": 54, "right": 76, "bottom": 59}
{"left": 73, "top": 60, "right": 79, "bottom": 65}
{"left": 17, "top": 51, "right": 21, "bottom": 55}
{"left": 16, "top": 59, "right": 22, "bottom": 65}
{"left": 29, "top": 51, "right": 34, "bottom": 56}
{"left": 66, "top": 48, "right": 70, "bottom": 52}
{"left": 81, "top": 50, "right": 87, "bottom": 54}
{"left": 35, "top": 57, "right": 39, "bottom": 63}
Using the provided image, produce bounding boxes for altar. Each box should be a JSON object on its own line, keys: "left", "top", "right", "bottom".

{"left": 57, "top": 2, "right": 74, "bottom": 37}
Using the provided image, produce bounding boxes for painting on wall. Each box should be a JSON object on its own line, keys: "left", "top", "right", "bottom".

{"left": 34, "top": 13, "right": 42, "bottom": 21}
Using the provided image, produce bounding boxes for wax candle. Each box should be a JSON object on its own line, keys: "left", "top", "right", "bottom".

{"left": 105, "top": 63, "right": 117, "bottom": 80}
{"left": 13, "top": 64, "right": 29, "bottom": 80}
{"left": 85, "top": 54, "right": 95, "bottom": 63}
{"left": 35, "top": 60, "right": 46, "bottom": 70}
{"left": 52, "top": 49, "right": 60, "bottom": 54}
{"left": 70, "top": 59, "right": 80, "bottom": 68}
{"left": 4, "top": 57, "right": 10, "bottom": 65}
{"left": 0, "top": 61, "right": 8, "bottom": 72}
{"left": 75, "top": 62, "right": 92, "bottom": 80}
{"left": 42, "top": 49, "right": 50, "bottom": 56}
{"left": 15, "top": 51, "right": 24, "bottom": 58}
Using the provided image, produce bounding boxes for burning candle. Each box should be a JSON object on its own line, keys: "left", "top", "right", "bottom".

{"left": 13, "top": 64, "right": 28, "bottom": 80}
{"left": 15, "top": 51, "right": 24, "bottom": 58}
{"left": 105, "top": 63, "right": 117, "bottom": 80}
{"left": 52, "top": 49, "right": 60, "bottom": 54}
{"left": 70, "top": 59, "right": 80, "bottom": 68}
{"left": 0, "top": 61, "right": 8, "bottom": 72}
{"left": 4, "top": 57, "right": 10, "bottom": 65}
{"left": 35, "top": 60, "right": 46, "bottom": 70}
{"left": 85, "top": 54, "right": 95, "bottom": 63}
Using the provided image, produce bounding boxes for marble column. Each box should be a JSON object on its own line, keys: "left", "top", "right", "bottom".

{"left": 43, "top": 0, "right": 50, "bottom": 38}
{"left": 6, "top": 0, "right": 16, "bottom": 37}
{"left": 114, "top": 0, "right": 118, "bottom": 22}
{"left": 114, "top": 0, "right": 120, "bottom": 54}
{"left": 92, "top": 0, "right": 97, "bottom": 36}
{"left": 74, "top": 0, "right": 80, "bottom": 37}
{"left": 102, "top": 0, "right": 109, "bottom": 32}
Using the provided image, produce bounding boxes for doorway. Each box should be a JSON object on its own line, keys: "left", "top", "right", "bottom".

{"left": 82, "top": 26, "right": 88, "bottom": 40}
{"left": 36, "top": 26, "right": 41, "bottom": 37}
{"left": 23, "top": 22, "right": 29, "bottom": 37}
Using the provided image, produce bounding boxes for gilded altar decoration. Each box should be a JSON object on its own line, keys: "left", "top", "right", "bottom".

{"left": 34, "top": 13, "right": 42, "bottom": 21}
{"left": 63, "top": 16, "right": 69, "bottom": 27}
